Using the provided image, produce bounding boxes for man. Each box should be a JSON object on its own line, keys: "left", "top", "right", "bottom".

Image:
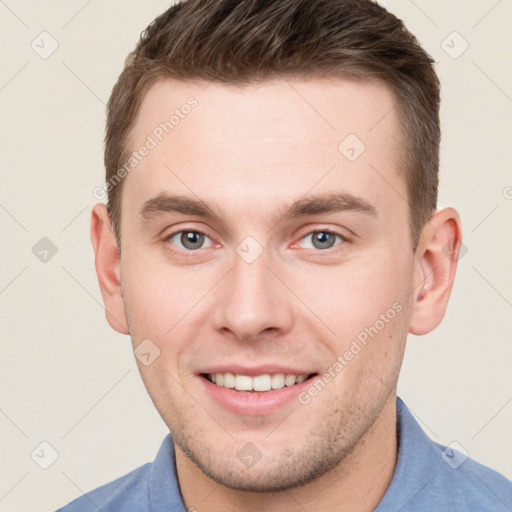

{"left": 57, "top": 0, "right": 512, "bottom": 510}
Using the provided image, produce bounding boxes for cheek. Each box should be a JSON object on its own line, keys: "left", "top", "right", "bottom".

{"left": 123, "top": 277, "right": 170, "bottom": 336}
{"left": 289, "top": 251, "right": 413, "bottom": 395}
{"left": 121, "top": 254, "right": 209, "bottom": 336}
{"left": 290, "top": 253, "right": 411, "bottom": 336}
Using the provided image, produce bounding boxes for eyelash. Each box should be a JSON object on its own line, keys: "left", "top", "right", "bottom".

{"left": 163, "top": 227, "right": 347, "bottom": 257}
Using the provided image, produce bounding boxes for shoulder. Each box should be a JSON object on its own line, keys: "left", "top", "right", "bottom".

{"left": 55, "top": 434, "right": 185, "bottom": 512}
{"left": 55, "top": 462, "right": 152, "bottom": 512}
{"left": 377, "top": 397, "right": 512, "bottom": 511}
{"left": 428, "top": 440, "right": 512, "bottom": 510}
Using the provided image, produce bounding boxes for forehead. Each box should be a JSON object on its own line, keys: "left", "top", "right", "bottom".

{"left": 121, "top": 77, "right": 405, "bottom": 225}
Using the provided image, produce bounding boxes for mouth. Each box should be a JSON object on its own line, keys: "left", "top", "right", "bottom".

{"left": 197, "top": 366, "right": 320, "bottom": 415}
{"left": 201, "top": 372, "right": 318, "bottom": 392}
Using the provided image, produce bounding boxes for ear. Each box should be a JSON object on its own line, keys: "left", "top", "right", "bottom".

{"left": 409, "top": 207, "right": 462, "bottom": 335}
{"left": 90, "top": 204, "right": 129, "bottom": 335}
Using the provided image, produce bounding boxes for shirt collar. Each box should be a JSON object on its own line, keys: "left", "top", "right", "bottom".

{"left": 375, "top": 396, "right": 440, "bottom": 510}
{"left": 148, "top": 433, "right": 187, "bottom": 512}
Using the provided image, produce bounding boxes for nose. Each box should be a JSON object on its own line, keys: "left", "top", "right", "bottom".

{"left": 212, "top": 247, "right": 294, "bottom": 343}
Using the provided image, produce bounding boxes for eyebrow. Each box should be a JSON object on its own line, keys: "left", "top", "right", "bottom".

{"left": 275, "top": 192, "right": 377, "bottom": 224}
{"left": 138, "top": 192, "right": 377, "bottom": 225}
{"left": 139, "top": 193, "right": 222, "bottom": 221}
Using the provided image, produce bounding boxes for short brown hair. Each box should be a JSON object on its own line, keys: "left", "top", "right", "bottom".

{"left": 104, "top": 0, "right": 440, "bottom": 250}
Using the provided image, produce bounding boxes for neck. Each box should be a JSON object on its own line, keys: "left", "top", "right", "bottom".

{"left": 176, "top": 394, "right": 398, "bottom": 512}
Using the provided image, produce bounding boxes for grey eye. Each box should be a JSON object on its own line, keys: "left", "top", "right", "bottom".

{"left": 180, "top": 231, "right": 204, "bottom": 250}
{"left": 168, "top": 231, "right": 213, "bottom": 251}
{"left": 301, "top": 231, "right": 344, "bottom": 250}
{"left": 312, "top": 232, "right": 335, "bottom": 249}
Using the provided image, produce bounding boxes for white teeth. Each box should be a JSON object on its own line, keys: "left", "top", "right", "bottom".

{"left": 223, "top": 372, "right": 235, "bottom": 388}
{"left": 208, "top": 372, "right": 310, "bottom": 392}
{"left": 271, "top": 373, "right": 285, "bottom": 389}
{"left": 253, "top": 374, "right": 272, "bottom": 392}
{"left": 235, "top": 375, "right": 253, "bottom": 391}
{"left": 285, "top": 374, "right": 297, "bottom": 387}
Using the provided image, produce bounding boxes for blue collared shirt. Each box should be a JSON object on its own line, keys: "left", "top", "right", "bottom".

{"left": 56, "top": 397, "right": 512, "bottom": 511}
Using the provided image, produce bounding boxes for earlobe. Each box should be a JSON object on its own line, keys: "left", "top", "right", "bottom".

{"left": 90, "top": 204, "right": 129, "bottom": 335}
{"left": 409, "top": 207, "right": 462, "bottom": 336}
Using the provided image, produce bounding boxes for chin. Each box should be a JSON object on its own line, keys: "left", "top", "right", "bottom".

{"left": 174, "top": 427, "right": 355, "bottom": 493}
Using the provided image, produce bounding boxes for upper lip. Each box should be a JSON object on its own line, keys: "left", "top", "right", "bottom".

{"left": 198, "top": 365, "right": 316, "bottom": 377}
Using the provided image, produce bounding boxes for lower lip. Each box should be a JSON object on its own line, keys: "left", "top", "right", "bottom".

{"left": 199, "top": 375, "right": 317, "bottom": 416}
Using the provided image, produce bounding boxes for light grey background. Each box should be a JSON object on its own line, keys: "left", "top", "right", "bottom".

{"left": 0, "top": 1, "right": 511, "bottom": 510}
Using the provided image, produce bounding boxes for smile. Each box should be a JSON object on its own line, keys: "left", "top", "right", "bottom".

{"left": 203, "top": 372, "right": 315, "bottom": 392}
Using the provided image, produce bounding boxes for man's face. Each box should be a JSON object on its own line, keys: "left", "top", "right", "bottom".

{"left": 118, "top": 77, "right": 417, "bottom": 491}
